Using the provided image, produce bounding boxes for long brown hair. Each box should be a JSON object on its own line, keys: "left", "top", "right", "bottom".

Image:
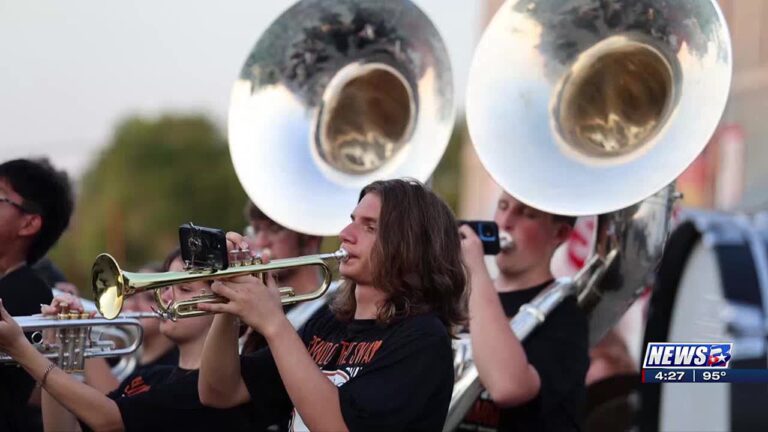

{"left": 331, "top": 179, "right": 467, "bottom": 334}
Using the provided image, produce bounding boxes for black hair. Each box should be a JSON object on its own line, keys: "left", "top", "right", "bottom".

{"left": 0, "top": 158, "right": 74, "bottom": 264}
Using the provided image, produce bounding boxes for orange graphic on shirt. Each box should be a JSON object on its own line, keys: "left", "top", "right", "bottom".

{"left": 122, "top": 376, "right": 151, "bottom": 397}
{"left": 306, "top": 337, "right": 383, "bottom": 367}
{"left": 338, "top": 340, "right": 382, "bottom": 365}
{"left": 307, "top": 337, "right": 340, "bottom": 366}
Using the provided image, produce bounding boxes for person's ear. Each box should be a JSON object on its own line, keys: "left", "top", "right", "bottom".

{"left": 18, "top": 214, "right": 42, "bottom": 238}
{"left": 554, "top": 222, "right": 572, "bottom": 246}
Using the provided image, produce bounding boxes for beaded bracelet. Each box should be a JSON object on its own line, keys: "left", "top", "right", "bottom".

{"left": 40, "top": 363, "right": 57, "bottom": 388}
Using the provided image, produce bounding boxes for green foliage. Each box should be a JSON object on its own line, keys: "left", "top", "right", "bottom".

{"left": 49, "top": 115, "right": 248, "bottom": 295}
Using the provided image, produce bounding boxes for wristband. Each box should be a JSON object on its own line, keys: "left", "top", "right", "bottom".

{"left": 40, "top": 363, "right": 57, "bottom": 388}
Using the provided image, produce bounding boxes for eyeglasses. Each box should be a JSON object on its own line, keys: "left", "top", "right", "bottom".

{"left": 0, "top": 197, "right": 35, "bottom": 213}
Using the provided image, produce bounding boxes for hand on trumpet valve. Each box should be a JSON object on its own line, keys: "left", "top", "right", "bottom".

{"left": 41, "top": 293, "right": 94, "bottom": 319}
{"left": 226, "top": 231, "right": 270, "bottom": 266}
{"left": 0, "top": 299, "right": 26, "bottom": 356}
{"left": 197, "top": 232, "right": 286, "bottom": 337}
{"left": 38, "top": 293, "right": 95, "bottom": 343}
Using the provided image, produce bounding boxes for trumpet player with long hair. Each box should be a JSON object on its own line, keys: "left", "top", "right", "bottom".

{"left": 198, "top": 179, "right": 467, "bottom": 431}
{"left": 0, "top": 249, "right": 254, "bottom": 432}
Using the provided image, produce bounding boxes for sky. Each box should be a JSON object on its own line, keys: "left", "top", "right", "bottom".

{"left": 0, "top": 0, "right": 483, "bottom": 179}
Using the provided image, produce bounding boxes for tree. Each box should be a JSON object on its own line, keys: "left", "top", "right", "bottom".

{"left": 50, "top": 114, "right": 248, "bottom": 295}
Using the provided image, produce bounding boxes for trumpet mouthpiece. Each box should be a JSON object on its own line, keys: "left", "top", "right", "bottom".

{"left": 500, "top": 232, "right": 515, "bottom": 252}
{"left": 336, "top": 248, "right": 350, "bottom": 262}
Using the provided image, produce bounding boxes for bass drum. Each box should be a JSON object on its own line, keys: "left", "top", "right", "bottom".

{"left": 641, "top": 211, "right": 768, "bottom": 431}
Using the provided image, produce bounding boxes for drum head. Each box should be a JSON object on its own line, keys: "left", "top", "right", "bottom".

{"left": 641, "top": 213, "right": 768, "bottom": 431}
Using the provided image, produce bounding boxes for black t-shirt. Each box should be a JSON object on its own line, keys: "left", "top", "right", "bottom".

{"left": 241, "top": 307, "right": 454, "bottom": 432}
{"left": 106, "top": 340, "right": 180, "bottom": 371}
{"left": 79, "top": 365, "right": 255, "bottom": 432}
{"left": 241, "top": 302, "right": 329, "bottom": 431}
{"left": 139, "top": 346, "right": 180, "bottom": 370}
{"left": 0, "top": 265, "right": 53, "bottom": 432}
{"left": 459, "top": 280, "right": 589, "bottom": 432}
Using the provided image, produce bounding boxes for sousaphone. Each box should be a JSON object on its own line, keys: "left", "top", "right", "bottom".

{"left": 446, "top": 0, "right": 732, "bottom": 429}
{"left": 228, "top": 0, "right": 455, "bottom": 236}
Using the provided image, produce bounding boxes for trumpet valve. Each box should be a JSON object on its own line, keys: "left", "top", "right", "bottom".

{"left": 279, "top": 287, "right": 295, "bottom": 298}
{"left": 229, "top": 247, "right": 261, "bottom": 267}
{"left": 228, "top": 249, "right": 242, "bottom": 267}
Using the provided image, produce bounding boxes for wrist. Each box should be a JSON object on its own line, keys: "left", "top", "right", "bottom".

{"left": 471, "top": 270, "right": 494, "bottom": 290}
{"left": 40, "top": 362, "right": 57, "bottom": 388}
{"left": 262, "top": 315, "right": 293, "bottom": 341}
{"left": 213, "top": 312, "right": 239, "bottom": 331}
{"left": 6, "top": 335, "right": 33, "bottom": 359}
{"left": 214, "top": 312, "right": 239, "bottom": 326}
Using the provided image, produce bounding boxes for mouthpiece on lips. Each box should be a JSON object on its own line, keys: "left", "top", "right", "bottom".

{"left": 500, "top": 231, "right": 515, "bottom": 252}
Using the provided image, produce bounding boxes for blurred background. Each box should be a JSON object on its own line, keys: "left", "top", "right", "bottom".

{"left": 1, "top": 0, "right": 481, "bottom": 289}
{"left": 1, "top": 0, "right": 766, "bottom": 296}
{"left": 2, "top": 1, "right": 768, "bottom": 430}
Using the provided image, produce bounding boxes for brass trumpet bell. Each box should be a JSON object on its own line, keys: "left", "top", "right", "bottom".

{"left": 228, "top": 0, "right": 454, "bottom": 235}
{"left": 466, "top": 0, "right": 732, "bottom": 216}
{"left": 93, "top": 253, "right": 168, "bottom": 320}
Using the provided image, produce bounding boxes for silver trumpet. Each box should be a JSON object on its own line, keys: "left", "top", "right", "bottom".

{"left": 1, "top": 310, "right": 154, "bottom": 374}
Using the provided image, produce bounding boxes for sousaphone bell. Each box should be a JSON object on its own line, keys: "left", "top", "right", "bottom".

{"left": 228, "top": 0, "right": 455, "bottom": 236}
{"left": 446, "top": 1, "right": 732, "bottom": 429}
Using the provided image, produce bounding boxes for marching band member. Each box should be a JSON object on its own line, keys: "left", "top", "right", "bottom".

{"left": 198, "top": 179, "right": 467, "bottom": 431}
{"left": 239, "top": 202, "right": 327, "bottom": 430}
{"left": 82, "top": 263, "right": 181, "bottom": 396}
{"left": 458, "top": 191, "right": 589, "bottom": 431}
{"left": 0, "top": 250, "right": 254, "bottom": 432}
{"left": 0, "top": 158, "right": 73, "bottom": 432}
{"left": 240, "top": 201, "right": 324, "bottom": 355}
{"left": 121, "top": 262, "right": 179, "bottom": 369}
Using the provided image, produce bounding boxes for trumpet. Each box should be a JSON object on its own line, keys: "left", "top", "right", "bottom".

{"left": 0, "top": 310, "right": 154, "bottom": 373}
{"left": 92, "top": 248, "right": 349, "bottom": 320}
{"left": 49, "top": 289, "right": 158, "bottom": 380}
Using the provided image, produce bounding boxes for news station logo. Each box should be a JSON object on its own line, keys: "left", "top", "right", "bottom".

{"left": 643, "top": 343, "right": 732, "bottom": 368}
